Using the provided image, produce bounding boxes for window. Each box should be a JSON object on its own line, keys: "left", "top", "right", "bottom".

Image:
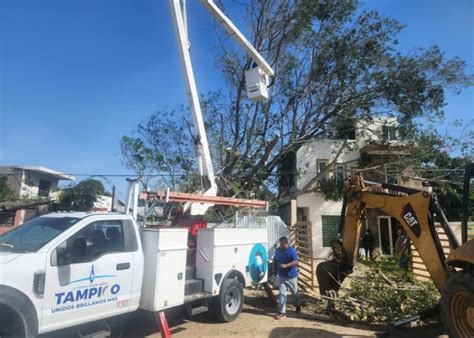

{"left": 377, "top": 216, "right": 400, "bottom": 255}
{"left": 335, "top": 164, "right": 345, "bottom": 182}
{"left": 0, "top": 217, "right": 80, "bottom": 253}
{"left": 38, "top": 179, "right": 52, "bottom": 197}
{"left": 297, "top": 207, "right": 309, "bottom": 222}
{"left": 382, "top": 125, "right": 397, "bottom": 141}
{"left": 317, "top": 160, "right": 328, "bottom": 184}
{"left": 322, "top": 215, "right": 340, "bottom": 247}
{"left": 64, "top": 220, "right": 137, "bottom": 264}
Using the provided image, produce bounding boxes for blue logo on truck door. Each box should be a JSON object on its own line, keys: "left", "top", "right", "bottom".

{"left": 248, "top": 243, "right": 268, "bottom": 284}
{"left": 52, "top": 265, "right": 121, "bottom": 314}
{"left": 65, "top": 264, "right": 116, "bottom": 285}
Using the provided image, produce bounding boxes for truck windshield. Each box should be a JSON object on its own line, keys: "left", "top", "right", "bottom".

{"left": 0, "top": 216, "right": 80, "bottom": 253}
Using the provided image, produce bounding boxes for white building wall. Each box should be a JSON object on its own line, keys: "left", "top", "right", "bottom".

{"left": 296, "top": 192, "right": 343, "bottom": 260}
{"left": 295, "top": 116, "right": 400, "bottom": 190}
{"left": 20, "top": 172, "right": 60, "bottom": 200}
{"left": 93, "top": 195, "right": 113, "bottom": 211}
{"left": 296, "top": 139, "right": 359, "bottom": 190}
{"left": 355, "top": 116, "right": 398, "bottom": 145}
{"left": 289, "top": 116, "right": 402, "bottom": 266}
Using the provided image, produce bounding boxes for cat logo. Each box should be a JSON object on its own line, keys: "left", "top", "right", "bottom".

{"left": 401, "top": 203, "right": 421, "bottom": 238}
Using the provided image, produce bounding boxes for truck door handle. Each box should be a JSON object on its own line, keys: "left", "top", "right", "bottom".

{"left": 116, "top": 263, "right": 130, "bottom": 270}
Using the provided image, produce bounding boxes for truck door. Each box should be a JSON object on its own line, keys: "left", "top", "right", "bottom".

{"left": 41, "top": 219, "right": 139, "bottom": 333}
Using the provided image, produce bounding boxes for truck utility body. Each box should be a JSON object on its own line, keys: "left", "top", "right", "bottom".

{"left": 0, "top": 212, "right": 268, "bottom": 336}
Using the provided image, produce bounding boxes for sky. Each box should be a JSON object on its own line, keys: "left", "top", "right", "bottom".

{"left": 0, "top": 0, "right": 473, "bottom": 199}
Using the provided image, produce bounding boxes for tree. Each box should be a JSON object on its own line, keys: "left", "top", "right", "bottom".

{"left": 0, "top": 175, "right": 14, "bottom": 202}
{"left": 121, "top": 0, "right": 473, "bottom": 208}
{"left": 121, "top": 136, "right": 163, "bottom": 190}
{"left": 59, "top": 179, "right": 107, "bottom": 211}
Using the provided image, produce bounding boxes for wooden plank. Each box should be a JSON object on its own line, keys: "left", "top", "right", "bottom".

{"left": 298, "top": 260, "right": 314, "bottom": 271}
{"left": 298, "top": 246, "right": 312, "bottom": 254}
{"left": 298, "top": 264, "right": 313, "bottom": 276}
{"left": 412, "top": 258, "right": 423, "bottom": 265}
{"left": 299, "top": 264, "right": 313, "bottom": 273}
{"left": 297, "top": 252, "right": 313, "bottom": 260}
{"left": 298, "top": 241, "right": 312, "bottom": 248}
{"left": 140, "top": 191, "right": 268, "bottom": 209}
{"left": 412, "top": 262, "right": 427, "bottom": 270}
{"left": 298, "top": 278, "right": 314, "bottom": 289}
{"left": 299, "top": 272, "right": 313, "bottom": 283}
{"left": 413, "top": 268, "right": 431, "bottom": 277}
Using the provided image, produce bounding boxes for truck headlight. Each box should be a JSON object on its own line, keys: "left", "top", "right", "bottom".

{"left": 33, "top": 272, "right": 46, "bottom": 297}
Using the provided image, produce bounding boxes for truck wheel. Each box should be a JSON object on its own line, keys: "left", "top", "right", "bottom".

{"left": 0, "top": 304, "right": 26, "bottom": 338}
{"left": 212, "top": 278, "right": 244, "bottom": 322}
{"left": 440, "top": 271, "right": 474, "bottom": 337}
{"left": 0, "top": 287, "right": 38, "bottom": 338}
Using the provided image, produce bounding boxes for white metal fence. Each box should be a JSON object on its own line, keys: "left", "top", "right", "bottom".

{"left": 210, "top": 215, "right": 290, "bottom": 259}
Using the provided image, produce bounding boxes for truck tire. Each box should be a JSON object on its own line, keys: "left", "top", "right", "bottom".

{"left": 212, "top": 278, "right": 244, "bottom": 322}
{"left": 0, "top": 287, "right": 38, "bottom": 338}
{"left": 440, "top": 271, "right": 474, "bottom": 337}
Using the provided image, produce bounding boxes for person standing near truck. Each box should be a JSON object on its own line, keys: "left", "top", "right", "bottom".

{"left": 274, "top": 236, "right": 301, "bottom": 319}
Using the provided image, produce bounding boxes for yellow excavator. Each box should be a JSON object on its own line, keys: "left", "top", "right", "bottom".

{"left": 316, "top": 167, "right": 474, "bottom": 337}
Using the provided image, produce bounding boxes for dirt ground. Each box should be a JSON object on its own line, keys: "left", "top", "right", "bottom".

{"left": 118, "top": 292, "right": 448, "bottom": 338}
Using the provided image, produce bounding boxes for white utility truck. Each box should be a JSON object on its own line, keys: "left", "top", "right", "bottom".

{"left": 0, "top": 209, "right": 269, "bottom": 337}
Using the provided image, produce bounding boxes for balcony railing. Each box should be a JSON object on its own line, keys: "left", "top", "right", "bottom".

{"left": 38, "top": 189, "right": 51, "bottom": 197}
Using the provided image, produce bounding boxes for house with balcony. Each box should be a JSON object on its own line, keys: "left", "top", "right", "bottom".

{"left": 278, "top": 117, "right": 420, "bottom": 265}
{"left": 0, "top": 165, "right": 74, "bottom": 200}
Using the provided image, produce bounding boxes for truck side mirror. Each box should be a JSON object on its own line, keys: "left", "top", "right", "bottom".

{"left": 56, "top": 243, "right": 69, "bottom": 266}
{"left": 70, "top": 236, "right": 94, "bottom": 264}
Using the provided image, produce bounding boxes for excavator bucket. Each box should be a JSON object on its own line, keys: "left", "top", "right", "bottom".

{"left": 316, "top": 261, "right": 346, "bottom": 297}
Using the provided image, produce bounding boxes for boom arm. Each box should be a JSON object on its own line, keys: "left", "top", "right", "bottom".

{"left": 169, "top": 0, "right": 275, "bottom": 215}
{"left": 170, "top": 0, "right": 217, "bottom": 216}
{"left": 199, "top": 0, "right": 274, "bottom": 77}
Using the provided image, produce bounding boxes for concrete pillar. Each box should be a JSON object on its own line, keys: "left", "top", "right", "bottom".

{"left": 13, "top": 209, "right": 25, "bottom": 226}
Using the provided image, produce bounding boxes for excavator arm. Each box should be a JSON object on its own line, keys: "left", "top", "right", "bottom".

{"left": 317, "top": 175, "right": 454, "bottom": 294}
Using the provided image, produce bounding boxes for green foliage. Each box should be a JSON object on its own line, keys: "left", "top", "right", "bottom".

{"left": 121, "top": 0, "right": 473, "bottom": 210}
{"left": 0, "top": 175, "right": 14, "bottom": 202}
{"left": 319, "top": 178, "right": 344, "bottom": 201}
{"left": 59, "top": 179, "right": 107, "bottom": 211}
{"left": 341, "top": 257, "right": 440, "bottom": 323}
{"left": 355, "top": 125, "right": 472, "bottom": 221}
{"left": 414, "top": 137, "right": 472, "bottom": 220}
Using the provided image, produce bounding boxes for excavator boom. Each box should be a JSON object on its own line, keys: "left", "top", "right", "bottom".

{"left": 317, "top": 176, "right": 453, "bottom": 292}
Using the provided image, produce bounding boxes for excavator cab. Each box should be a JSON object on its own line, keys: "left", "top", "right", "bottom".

{"left": 316, "top": 166, "right": 474, "bottom": 337}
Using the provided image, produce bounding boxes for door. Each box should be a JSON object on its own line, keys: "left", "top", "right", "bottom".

{"left": 377, "top": 217, "right": 400, "bottom": 255}
{"left": 41, "top": 219, "right": 138, "bottom": 333}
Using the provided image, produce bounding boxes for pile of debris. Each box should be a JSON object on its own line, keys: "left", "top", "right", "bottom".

{"left": 314, "top": 257, "right": 440, "bottom": 324}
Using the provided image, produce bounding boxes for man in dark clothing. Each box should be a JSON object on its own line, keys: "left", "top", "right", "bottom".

{"left": 361, "top": 229, "right": 374, "bottom": 260}
{"left": 273, "top": 236, "right": 301, "bottom": 319}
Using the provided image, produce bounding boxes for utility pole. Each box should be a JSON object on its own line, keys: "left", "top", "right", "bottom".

{"left": 111, "top": 185, "right": 116, "bottom": 212}
{"left": 461, "top": 163, "right": 473, "bottom": 244}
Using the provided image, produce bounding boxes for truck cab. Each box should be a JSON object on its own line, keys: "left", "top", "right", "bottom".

{"left": 0, "top": 212, "right": 144, "bottom": 337}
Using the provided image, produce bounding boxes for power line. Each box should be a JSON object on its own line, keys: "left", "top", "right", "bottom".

{"left": 1, "top": 167, "right": 465, "bottom": 178}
